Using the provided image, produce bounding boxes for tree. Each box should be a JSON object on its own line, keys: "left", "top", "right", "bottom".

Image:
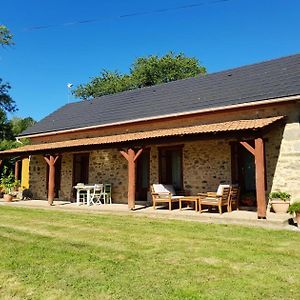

{"left": 74, "top": 71, "right": 133, "bottom": 99}
{"left": 10, "top": 117, "right": 36, "bottom": 136}
{"left": 0, "top": 25, "right": 16, "bottom": 113}
{"left": 0, "top": 25, "right": 14, "bottom": 46}
{"left": 0, "top": 25, "right": 34, "bottom": 153}
{"left": 0, "top": 109, "right": 13, "bottom": 141}
{"left": 73, "top": 52, "right": 206, "bottom": 99}
{"left": 0, "top": 116, "right": 35, "bottom": 151}
{"left": 0, "top": 79, "right": 16, "bottom": 112}
{"left": 131, "top": 52, "right": 206, "bottom": 88}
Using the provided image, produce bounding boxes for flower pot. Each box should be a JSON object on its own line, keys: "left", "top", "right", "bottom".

{"left": 3, "top": 194, "right": 13, "bottom": 202}
{"left": 242, "top": 197, "right": 255, "bottom": 206}
{"left": 271, "top": 199, "right": 290, "bottom": 213}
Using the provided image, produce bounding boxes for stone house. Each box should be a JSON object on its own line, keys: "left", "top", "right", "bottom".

{"left": 0, "top": 54, "right": 299, "bottom": 218}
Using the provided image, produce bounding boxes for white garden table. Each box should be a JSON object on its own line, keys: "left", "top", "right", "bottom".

{"left": 74, "top": 185, "right": 95, "bottom": 206}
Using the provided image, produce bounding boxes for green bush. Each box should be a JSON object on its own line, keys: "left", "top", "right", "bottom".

{"left": 269, "top": 191, "right": 291, "bottom": 201}
{"left": 0, "top": 166, "right": 19, "bottom": 194}
{"left": 288, "top": 202, "right": 300, "bottom": 214}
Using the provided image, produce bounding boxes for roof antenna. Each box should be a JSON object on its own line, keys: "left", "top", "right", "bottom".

{"left": 67, "top": 83, "right": 73, "bottom": 103}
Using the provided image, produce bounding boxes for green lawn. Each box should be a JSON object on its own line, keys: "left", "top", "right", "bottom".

{"left": 0, "top": 206, "right": 299, "bottom": 300}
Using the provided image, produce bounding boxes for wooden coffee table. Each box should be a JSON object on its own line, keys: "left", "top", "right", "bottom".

{"left": 179, "top": 196, "right": 200, "bottom": 211}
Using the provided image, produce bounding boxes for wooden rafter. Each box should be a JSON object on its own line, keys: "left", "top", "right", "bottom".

{"left": 240, "top": 141, "right": 255, "bottom": 155}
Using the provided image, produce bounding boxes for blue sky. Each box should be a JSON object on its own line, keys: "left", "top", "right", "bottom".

{"left": 1, "top": 0, "right": 300, "bottom": 121}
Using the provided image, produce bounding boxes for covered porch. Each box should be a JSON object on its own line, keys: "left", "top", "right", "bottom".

{"left": 0, "top": 116, "right": 285, "bottom": 219}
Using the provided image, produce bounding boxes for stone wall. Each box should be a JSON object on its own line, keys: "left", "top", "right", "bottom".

{"left": 182, "top": 140, "right": 231, "bottom": 195}
{"left": 29, "top": 155, "right": 47, "bottom": 199}
{"left": 60, "top": 153, "right": 73, "bottom": 200}
{"left": 28, "top": 150, "right": 129, "bottom": 202}
{"left": 265, "top": 109, "right": 300, "bottom": 202}
{"left": 88, "top": 149, "right": 128, "bottom": 203}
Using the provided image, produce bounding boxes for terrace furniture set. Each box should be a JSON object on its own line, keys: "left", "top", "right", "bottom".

{"left": 74, "top": 183, "right": 112, "bottom": 206}
{"left": 151, "top": 184, "right": 240, "bottom": 214}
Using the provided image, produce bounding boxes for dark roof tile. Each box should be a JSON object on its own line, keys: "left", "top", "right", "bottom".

{"left": 20, "top": 54, "right": 300, "bottom": 136}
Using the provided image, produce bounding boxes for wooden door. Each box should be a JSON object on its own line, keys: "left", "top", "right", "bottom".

{"left": 72, "top": 153, "right": 90, "bottom": 187}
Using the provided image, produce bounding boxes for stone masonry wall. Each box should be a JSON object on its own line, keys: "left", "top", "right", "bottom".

{"left": 183, "top": 140, "right": 232, "bottom": 195}
{"left": 60, "top": 153, "right": 73, "bottom": 200}
{"left": 265, "top": 108, "right": 300, "bottom": 202}
{"left": 89, "top": 149, "right": 128, "bottom": 203}
{"left": 29, "top": 155, "right": 47, "bottom": 200}
{"left": 29, "top": 150, "right": 128, "bottom": 202}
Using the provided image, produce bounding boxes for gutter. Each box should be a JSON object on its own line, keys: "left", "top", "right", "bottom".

{"left": 17, "top": 94, "right": 300, "bottom": 139}
{"left": 16, "top": 137, "right": 23, "bottom": 144}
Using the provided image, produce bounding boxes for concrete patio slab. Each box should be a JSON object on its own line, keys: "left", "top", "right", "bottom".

{"left": 0, "top": 199, "right": 298, "bottom": 231}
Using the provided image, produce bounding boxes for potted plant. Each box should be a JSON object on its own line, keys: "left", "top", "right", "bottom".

{"left": 269, "top": 191, "right": 291, "bottom": 213}
{"left": 0, "top": 167, "right": 20, "bottom": 202}
{"left": 288, "top": 202, "right": 300, "bottom": 225}
{"left": 241, "top": 192, "right": 256, "bottom": 206}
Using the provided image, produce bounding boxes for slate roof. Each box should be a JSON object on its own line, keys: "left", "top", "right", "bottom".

{"left": 1, "top": 116, "right": 285, "bottom": 157}
{"left": 20, "top": 54, "right": 300, "bottom": 137}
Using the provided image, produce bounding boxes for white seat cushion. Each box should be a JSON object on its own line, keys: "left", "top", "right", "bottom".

{"left": 152, "top": 184, "right": 176, "bottom": 195}
{"left": 216, "top": 184, "right": 230, "bottom": 196}
{"left": 153, "top": 184, "right": 167, "bottom": 193}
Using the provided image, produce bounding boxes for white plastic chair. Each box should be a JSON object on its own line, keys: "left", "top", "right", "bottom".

{"left": 90, "top": 184, "right": 104, "bottom": 205}
{"left": 76, "top": 183, "right": 87, "bottom": 205}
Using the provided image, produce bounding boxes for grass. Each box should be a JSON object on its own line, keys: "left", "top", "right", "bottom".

{"left": 0, "top": 206, "right": 299, "bottom": 300}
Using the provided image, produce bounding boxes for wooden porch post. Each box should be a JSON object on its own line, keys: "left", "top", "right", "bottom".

{"left": 254, "top": 138, "right": 266, "bottom": 219}
{"left": 14, "top": 160, "right": 20, "bottom": 179}
{"left": 44, "top": 155, "right": 59, "bottom": 206}
{"left": 240, "top": 138, "right": 266, "bottom": 219}
{"left": 120, "top": 148, "right": 143, "bottom": 210}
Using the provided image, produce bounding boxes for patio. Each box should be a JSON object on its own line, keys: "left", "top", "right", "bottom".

{"left": 0, "top": 198, "right": 297, "bottom": 231}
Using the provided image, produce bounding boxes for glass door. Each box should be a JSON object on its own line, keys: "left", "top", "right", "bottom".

{"left": 159, "top": 146, "right": 183, "bottom": 191}
{"left": 72, "top": 153, "right": 89, "bottom": 197}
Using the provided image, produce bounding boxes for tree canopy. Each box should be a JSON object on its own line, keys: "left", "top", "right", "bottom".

{"left": 0, "top": 79, "right": 16, "bottom": 113}
{"left": 0, "top": 25, "right": 16, "bottom": 113}
{"left": 0, "top": 25, "right": 14, "bottom": 47}
{"left": 0, "top": 114, "right": 36, "bottom": 150}
{"left": 0, "top": 25, "right": 35, "bottom": 152}
{"left": 73, "top": 52, "right": 206, "bottom": 99}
